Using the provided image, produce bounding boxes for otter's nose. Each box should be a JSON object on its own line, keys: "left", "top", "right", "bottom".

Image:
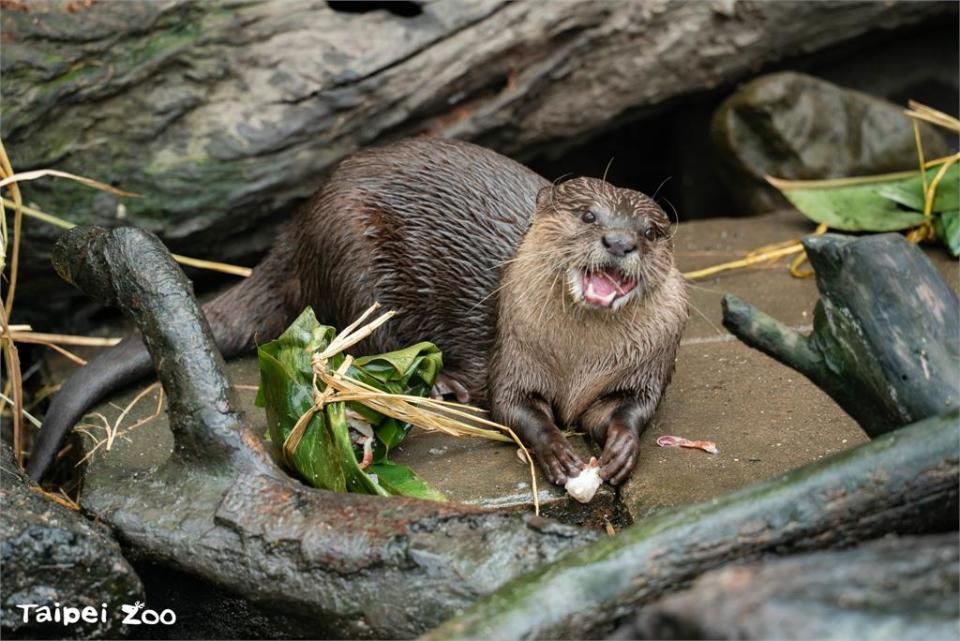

{"left": 602, "top": 232, "right": 637, "bottom": 257}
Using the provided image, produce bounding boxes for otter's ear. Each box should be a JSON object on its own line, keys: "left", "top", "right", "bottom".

{"left": 536, "top": 185, "right": 554, "bottom": 210}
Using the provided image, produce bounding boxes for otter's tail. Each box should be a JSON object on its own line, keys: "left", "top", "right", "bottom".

{"left": 26, "top": 242, "right": 296, "bottom": 482}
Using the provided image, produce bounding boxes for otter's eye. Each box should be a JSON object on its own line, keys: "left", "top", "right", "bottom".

{"left": 644, "top": 227, "right": 657, "bottom": 241}
{"left": 581, "top": 210, "right": 596, "bottom": 224}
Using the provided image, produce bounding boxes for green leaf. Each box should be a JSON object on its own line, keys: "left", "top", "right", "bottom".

{"left": 255, "top": 306, "right": 447, "bottom": 500}
{"left": 257, "top": 308, "right": 349, "bottom": 492}
{"left": 767, "top": 163, "right": 960, "bottom": 232}
{"left": 933, "top": 210, "right": 960, "bottom": 257}
{"left": 325, "top": 402, "right": 389, "bottom": 496}
{"left": 768, "top": 171, "right": 927, "bottom": 232}
{"left": 876, "top": 164, "right": 958, "bottom": 214}
{"left": 354, "top": 341, "right": 443, "bottom": 392}
{"left": 367, "top": 461, "right": 446, "bottom": 502}
{"left": 353, "top": 342, "right": 443, "bottom": 452}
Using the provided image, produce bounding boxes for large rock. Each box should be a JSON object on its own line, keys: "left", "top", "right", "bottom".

{"left": 2, "top": 0, "right": 951, "bottom": 326}
{"left": 711, "top": 72, "right": 951, "bottom": 214}
{"left": 619, "top": 533, "right": 960, "bottom": 641}
{"left": 0, "top": 445, "right": 143, "bottom": 639}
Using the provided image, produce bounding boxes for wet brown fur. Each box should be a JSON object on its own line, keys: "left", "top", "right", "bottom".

{"left": 489, "top": 177, "right": 688, "bottom": 483}
{"left": 30, "top": 137, "right": 687, "bottom": 485}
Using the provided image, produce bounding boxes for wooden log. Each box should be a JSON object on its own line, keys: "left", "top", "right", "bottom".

{"left": 722, "top": 233, "right": 960, "bottom": 437}
{"left": 2, "top": 0, "right": 950, "bottom": 322}
{"left": 619, "top": 533, "right": 959, "bottom": 641}
{"left": 423, "top": 409, "right": 959, "bottom": 640}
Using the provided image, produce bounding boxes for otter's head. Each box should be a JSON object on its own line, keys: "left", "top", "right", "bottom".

{"left": 529, "top": 177, "right": 675, "bottom": 312}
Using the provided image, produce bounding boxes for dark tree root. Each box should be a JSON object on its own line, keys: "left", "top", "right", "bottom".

{"left": 50, "top": 226, "right": 244, "bottom": 467}
{"left": 618, "top": 532, "right": 959, "bottom": 641}
{"left": 722, "top": 233, "right": 959, "bottom": 437}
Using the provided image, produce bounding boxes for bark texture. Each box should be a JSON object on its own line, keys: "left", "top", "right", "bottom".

{"left": 2, "top": 0, "right": 950, "bottom": 322}
{"left": 620, "top": 533, "right": 960, "bottom": 641}
{"left": 723, "top": 233, "right": 960, "bottom": 437}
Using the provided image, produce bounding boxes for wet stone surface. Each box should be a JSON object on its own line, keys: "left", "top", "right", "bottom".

{"left": 59, "top": 211, "right": 958, "bottom": 527}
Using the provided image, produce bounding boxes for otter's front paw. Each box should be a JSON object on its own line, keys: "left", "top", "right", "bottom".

{"left": 599, "top": 424, "right": 639, "bottom": 485}
{"left": 534, "top": 433, "right": 584, "bottom": 485}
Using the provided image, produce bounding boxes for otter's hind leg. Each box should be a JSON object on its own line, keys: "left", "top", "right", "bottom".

{"left": 430, "top": 372, "right": 471, "bottom": 403}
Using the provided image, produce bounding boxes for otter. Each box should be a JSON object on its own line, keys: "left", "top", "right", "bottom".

{"left": 28, "top": 137, "right": 688, "bottom": 487}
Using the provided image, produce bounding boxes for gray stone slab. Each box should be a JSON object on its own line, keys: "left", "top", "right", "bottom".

{"left": 623, "top": 339, "right": 867, "bottom": 521}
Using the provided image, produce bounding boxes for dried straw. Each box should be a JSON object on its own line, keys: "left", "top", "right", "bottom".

{"left": 0, "top": 391, "right": 41, "bottom": 428}
{"left": 0, "top": 138, "right": 143, "bottom": 470}
{"left": 10, "top": 331, "right": 120, "bottom": 347}
{"left": 74, "top": 382, "right": 163, "bottom": 467}
{"left": 0, "top": 169, "right": 137, "bottom": 196}
{"left": 0, "top": 138, "right": 24, "bottom": 467}
{"left": 905, "top": 101, "right": 960, "bottom": 134}
{"left": 29, "top": 486, "right": 81, "bottom": 512}
{"left": 682, "top": 243, "right": 805, "bottom": 281}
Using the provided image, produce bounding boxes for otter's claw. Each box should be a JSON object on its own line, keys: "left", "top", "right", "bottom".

{"left": 599, "top": 424, "right": 639, "bottom": 485}
{"left": 535, "top": 434, "right": 584, "bottom": 485}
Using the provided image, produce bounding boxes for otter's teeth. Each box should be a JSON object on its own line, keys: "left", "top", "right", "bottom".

{"left": 585, "top": 286, "right": 616, "bottom": 307}
{"left": 583, "top": 272, "right": 619, "bottom": 307}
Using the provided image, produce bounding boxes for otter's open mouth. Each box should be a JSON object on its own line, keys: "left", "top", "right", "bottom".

{"left": 579, "top": 267, "right": 637, "bottom": 308}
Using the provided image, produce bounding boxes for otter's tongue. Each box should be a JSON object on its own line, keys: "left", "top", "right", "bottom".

{"left": 582, "top": 270, "right": 636, "bottom": 308}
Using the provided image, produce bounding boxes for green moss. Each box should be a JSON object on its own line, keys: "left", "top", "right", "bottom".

{"left": 42, "top": 61, "right": 107, "bottom": 92}
{"left": 127, "top": 21, "right": 203, "bottom": 66}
